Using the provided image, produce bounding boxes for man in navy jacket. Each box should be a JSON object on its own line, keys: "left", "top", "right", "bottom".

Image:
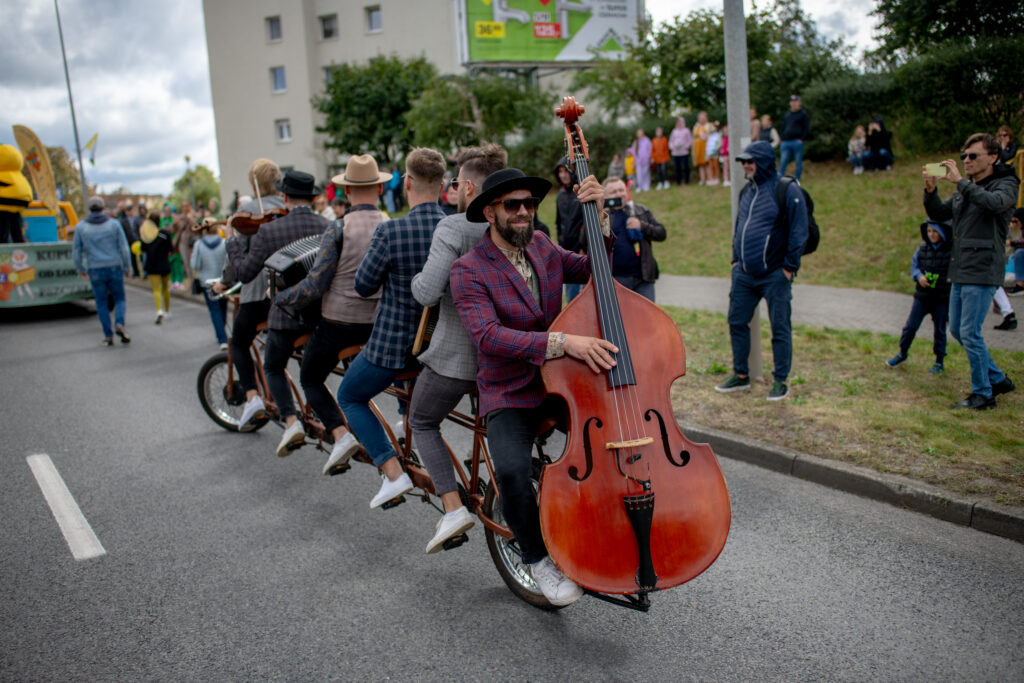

{"left": 716, "top": 141, "right": 808, "bottom": 401}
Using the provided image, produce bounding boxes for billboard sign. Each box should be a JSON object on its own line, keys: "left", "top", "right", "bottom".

{"left": 460, "top": 0, "right": 642, "bottom": 64}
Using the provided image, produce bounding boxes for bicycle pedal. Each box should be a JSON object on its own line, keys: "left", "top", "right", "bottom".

{"left": 381, "top": 496, "right": 406, "bottom": 510}
{"left": 325, "top": 461, "right": 352, "bottom": 477}
{"left": 442, "top": 533, "right": 469, "bottom": 551}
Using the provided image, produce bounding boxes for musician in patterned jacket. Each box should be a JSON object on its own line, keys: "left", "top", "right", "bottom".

{"left": 274, "top": 155, "right": 390, "bottom": 475}
{"left": 224, "top": 170, "right": 329, "bottom": 457}
{"left": 334, "top": 147, "right": 448, "bottom": 509}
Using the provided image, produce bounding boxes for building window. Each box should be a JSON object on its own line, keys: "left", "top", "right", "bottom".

{"left": 266, "top": 16, "right": 282, "bottom": 42}
{"left": 366, "top": 6, "right": 382, "bottom": 33}
{"left": 322, "top": 66, "right": 337, "bottom": 86}
{"left": 270, "top": 66, "right": 286, "bottom": 93}
{"left": 319, "top": 14, "right": 338, "bottom": 39}
{"left": 275, "top": 119, "right": 292, "bottom": 143}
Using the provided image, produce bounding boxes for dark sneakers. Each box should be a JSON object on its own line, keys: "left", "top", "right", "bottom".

{"left": 992, "top": 375, "right": 1016, "bottom": 397}
{"left": 886, "top": 352, "right": 908, "bottom": 368}
{"left": 715, "top": 374, "right": 751, "bottom": 393}
{"left": 767, "top": 381, "right": 789, "bottom": 401}
{"left": 1006, "top": 284, "right": 1024, "bottom": 296}
{"left": 994, "top": 312, "right": 1017, "bottom": 330}
{"left": 952, "top": 393, "right": 996, "bottom": 410}
{"left": 115, "top": 324, "right": 131, "bottom": 344}
{"left": 929, "top": 362, "right": 944, "bottom": 374}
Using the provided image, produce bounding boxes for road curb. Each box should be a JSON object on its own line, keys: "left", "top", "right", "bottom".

{"left": 680, "top": 421, "right": 1024, "bottom": 544}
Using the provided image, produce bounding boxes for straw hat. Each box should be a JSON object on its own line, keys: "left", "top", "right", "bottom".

{"left": 331, "top": 154, "right": 392, "bottom": 186}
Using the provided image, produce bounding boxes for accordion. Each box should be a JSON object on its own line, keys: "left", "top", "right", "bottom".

{"left": 264, "top": 234, "right": 323, "bottom": 326}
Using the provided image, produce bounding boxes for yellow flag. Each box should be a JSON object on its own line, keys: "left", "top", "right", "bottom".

{"left": 84, "top": 133, "right": 98, "bottom": 165}
{"left": 12, "top": 124, "right": 58, "bottom": 211}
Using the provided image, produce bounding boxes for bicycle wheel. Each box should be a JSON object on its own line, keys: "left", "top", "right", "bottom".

{"left": 197, "top": 351, "right": 257, "bottom": 432}
{"left": 482, "top": 469, "right": 562, "bottom": 611}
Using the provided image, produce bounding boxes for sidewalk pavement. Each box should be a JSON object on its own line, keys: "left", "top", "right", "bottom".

{"left": 126, "top": 276, "right": 1024, "bottom": 543}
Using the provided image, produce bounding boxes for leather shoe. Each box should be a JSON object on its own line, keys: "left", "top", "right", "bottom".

{"left": 951, "top": 393, "right": 996, "bottom": 410}
{"left": 992, "top": 376, "right": 1016, "bottom": 397}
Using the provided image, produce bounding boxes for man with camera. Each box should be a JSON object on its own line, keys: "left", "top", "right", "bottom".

{"left": 600, "top": 177, "right": 666, "bottom": 302}
{"left": 924, "top": 133, "right": 1019, "bottom": 410}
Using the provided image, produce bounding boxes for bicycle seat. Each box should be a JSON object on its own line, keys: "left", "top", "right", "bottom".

{"left": 255, "top": 321, "right": 268, "bottom": 333}
{"left": 294, "top": 334, "right": 310, "bottom": 348}
{"left": 337, "top": 345, "right": 363, "bottom": 363}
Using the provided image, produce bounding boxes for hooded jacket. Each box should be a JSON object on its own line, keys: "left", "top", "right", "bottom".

{"left": 923, "top": 162, "right": 1020, "bottom": 286}
{"left": 733, "top": 141, "right": 808, "bottom": 277}
{"left": 554, "top": 157, "right": 583, "bottom": 253}
{"left": 911, "top": 221, "right": 951, "bottom": 302}
{"left": 72, "top": 211, "right": 132, "bottom": 274}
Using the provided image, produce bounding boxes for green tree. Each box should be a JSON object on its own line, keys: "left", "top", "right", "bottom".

{"left": 314, "top": 55, "right": 436, "bottom": 163}
{"left": 169, "top": 164, "right": 220, "bottom": 209}
{"left": 406, "top": 71, "right": 557, "bottom": 151}
{"left": 870, "top": 0, "right": 1024, "bottom": 64}
{"left": 571, "top": 22, "right": 663, "bottom": 118}
{"left": 46, "top": 146, "right": 84, "bottom": 217}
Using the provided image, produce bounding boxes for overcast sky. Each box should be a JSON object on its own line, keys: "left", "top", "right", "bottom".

{"left": 1, "top": 0, "right": 877, "bottom": 197}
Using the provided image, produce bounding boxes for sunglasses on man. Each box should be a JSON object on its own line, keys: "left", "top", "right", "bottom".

{"left": 492, "top": 197, "right": 541, "bottom": 213}
{"left": 960, "top": 152, "right": 988, "bottom": 160}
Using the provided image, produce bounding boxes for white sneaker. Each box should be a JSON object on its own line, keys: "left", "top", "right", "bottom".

{"left": 322, "top": 432, "right": 361, "bottom": 475}
{"left": 155, "top": 309, "right": 164, "bottom": 325}
{"left": 238, "top": 395, "right": 266, "bottom": 432}
{"left": 275, "top": 420, "right": 306, "bottom": 457}
{"left": 369, "top": 472, "right": 413, "bottom": 508}
{"left": 392, "top": 419, "right": 406, "bottom": 442}
{"left": 723, "top": 180, "right": 731, "bottom": 187}
{"left": 530, "top": 556, "right": 583, "bottom": 606}
{"left": 425, "top": 506, "right": 475, "bottom": 554}
{"left": 219, "top": 342, "right": 228, "bottom": 350}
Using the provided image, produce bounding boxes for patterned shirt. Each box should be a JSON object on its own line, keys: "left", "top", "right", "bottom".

{"left": 355, "top": 201, "right": 447, "bottom": 369}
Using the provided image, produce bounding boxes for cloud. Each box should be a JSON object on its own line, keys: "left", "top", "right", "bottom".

{"left": 0, "top": 0, "right": 218, "bottom": 195}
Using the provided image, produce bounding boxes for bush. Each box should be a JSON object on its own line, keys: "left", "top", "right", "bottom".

{"left": 803, "top": 73, "right": 898, "bottom": 160}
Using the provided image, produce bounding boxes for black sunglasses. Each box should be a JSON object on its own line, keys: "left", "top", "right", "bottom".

{"left": 960, "top": 152, "right": 986, "bottom": 160}
{"left": 449, "top": 178, "right": 463, "bottom": 191}
{"left": 492, "top": 197, "right": 541, "bottom": 213}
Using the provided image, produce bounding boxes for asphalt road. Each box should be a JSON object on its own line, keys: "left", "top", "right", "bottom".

{"left": 2, "top": 288, "right": 1023, "bottom": 681}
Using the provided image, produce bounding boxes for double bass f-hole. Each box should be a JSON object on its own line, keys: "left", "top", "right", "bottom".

{"left": 645, "top": 408, "right": 691, "bottom": 468}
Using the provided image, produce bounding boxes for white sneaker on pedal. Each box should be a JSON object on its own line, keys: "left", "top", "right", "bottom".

{"left": 322, "top": 432, "right": 361, "bottom": 475}
{"left": 238, "top": 395, "right": 266, "bottom": 433}
{"left": 530, "top": 556, "right": 583, "bottom": 606}
{"left": 370, "top": 472, "right": 413, "bottom": 509}
{"left": 275, "top": 420, "right": 306, "bottom": 457}
{"left": 425, "top": 506, "right": 475, "bottom": 554}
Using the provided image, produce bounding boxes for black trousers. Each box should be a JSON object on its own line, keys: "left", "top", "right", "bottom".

{"left": 299, "top": 318, "right": 373, "bottom": 433}
{"left": 231, "top": 299, "right": 270, "bottom": 393}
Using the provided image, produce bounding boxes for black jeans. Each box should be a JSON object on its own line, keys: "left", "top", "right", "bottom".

{"left": 672, "top": 154, "right": 690, "bottom": 185}
{"left": 231, "top": 299, "right": 270, "bottom": 393}
{"left": 299, "top": 318, "right": 373, "bottom": 433}
{"left": 264, "top": 328, "right": 305, "bottom": 420}
{"left": 899, "top": 296, "right": 948, "bottom": 361}
{"left": 486, "top": 408, "right": 547, "bottom": 565}
{"left": 655, "top": 162, "right": 668, "bottom": 185}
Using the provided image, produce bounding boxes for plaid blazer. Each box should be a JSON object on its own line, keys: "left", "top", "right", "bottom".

{"left": 225, "top": 206, "right": 329, "bottom": 330}
{"left": 450, "top": 229, "right": 594, "bottom": 417}
{"left": 355, "top": 201, "right": 446, "bottom": 369}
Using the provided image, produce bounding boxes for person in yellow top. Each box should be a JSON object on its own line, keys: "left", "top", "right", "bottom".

{"left": 624, "top": 148, "right": 636, "bottom": 189}
{"left": 692, "top": 111, "right": 710, "bottom": 186}
{"left": 651, "top": 127, "right": 671, "bottom": 190}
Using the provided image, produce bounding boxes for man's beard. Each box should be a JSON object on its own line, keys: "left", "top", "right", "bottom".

{"left": 457, "top": 188, "right": 468, "bottom": 213}
{"left": 495, "top": 212, "right": 534, "bottom": 249}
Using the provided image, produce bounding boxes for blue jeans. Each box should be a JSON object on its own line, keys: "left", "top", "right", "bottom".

{"left": 87, "top": 266, "right": 126, "bottom": 338}
{"left": 847, "top": 153, "right": 866, "bottom": 170}
{"left": 336, "top": 353, "right": 412, "bottom": 467}
{"left": 899, "top": 297, "right": 948, "bottom": 361}
{"left": 865, "top": 149, "right": 894, "bottom": 171}
{"left": 779, "top": 140, "right": 804, "bottom": 179}
{"left": 1012, "top": 250, "right": 1024, "bottom": 282}
{"left": 949, "top": 284, "right": 1006, "bottom": 398}
{"left": 564, "top": 283, "right": 582, "bottom": 303}
{"left": 202, "top": 288, "right": 228, "bottom": 344}
{"left": 613, "top": 274, "right": 655, "bottom": 302}
{"left": 728, "top": 267, "right": 793, "bottom": 382}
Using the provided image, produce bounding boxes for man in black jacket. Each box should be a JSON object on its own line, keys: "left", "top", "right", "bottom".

{"left": 779, "top": 95, "right": 810, "bottom": 180}
{"left": 924, "top": 132, "right": 1019, "bottom": 409}
{"left": 554, "top": 157, "right": 584, "bottom": 301}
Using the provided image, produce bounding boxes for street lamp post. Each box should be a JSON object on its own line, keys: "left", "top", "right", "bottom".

{"left": 185, "top": 155, "right": 196, "bottom": 207}
{"left": 54, "top": 0, "right": 89, "bottom": 205}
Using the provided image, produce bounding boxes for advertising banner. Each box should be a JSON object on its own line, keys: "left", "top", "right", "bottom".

{"left": 462, "top": 0, "right": 641, "bottom": 64}
{"left": 0, "top": 243, "right": 94, "bottom": 308}
{"left": 12, "top": 125, "right": 59, "bottom": 212}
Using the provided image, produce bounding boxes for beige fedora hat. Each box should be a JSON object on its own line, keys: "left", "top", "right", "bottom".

{"left": 332, "top": 154, "right": 393, "bottom": 186}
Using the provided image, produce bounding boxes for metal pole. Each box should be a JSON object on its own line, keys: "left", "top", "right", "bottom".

{"left": 723, "top": 0, "right": 762, "bottom": 382}
{"left": 55, "top": 0, "right": 89, "bottom": 203}
{"left": 185, "top": 155, "right": 196, "bottom": 206}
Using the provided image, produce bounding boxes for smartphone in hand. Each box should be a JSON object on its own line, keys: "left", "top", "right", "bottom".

{"left": 925, "top": 163, "right": 947, "bottom": 177}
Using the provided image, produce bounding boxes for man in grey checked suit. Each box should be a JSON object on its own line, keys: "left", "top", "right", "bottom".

{"left": 408, "top": 143, "right": 508, "bottom": 554}
{"left": 224, "top": 169, "right": 329, "bottom": 457}
{"left": 335, "top": 147, "right": 448, "bottom": 509}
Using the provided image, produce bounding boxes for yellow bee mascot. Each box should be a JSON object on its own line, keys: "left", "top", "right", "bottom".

{"left": 0, "top": 144, "right": 33, "bottom": 243}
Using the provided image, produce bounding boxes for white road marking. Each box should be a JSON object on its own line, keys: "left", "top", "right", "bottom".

{"left": 26, "top": 454, "right": 106, "bottom": 561}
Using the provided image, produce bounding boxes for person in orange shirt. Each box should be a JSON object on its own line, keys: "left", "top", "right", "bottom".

{"left": 651, "top": 127, "right": 671, "bottom": 190}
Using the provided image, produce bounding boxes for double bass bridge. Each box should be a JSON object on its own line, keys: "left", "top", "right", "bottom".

{"left": 605, "top": 436, "right": 653, "bottom": 450}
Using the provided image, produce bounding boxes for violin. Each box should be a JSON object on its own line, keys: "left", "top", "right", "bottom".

{"left": 538, "top": 97, "right": 731, "bottom": 597}
{"left": 225, "top": 207, "right": 288, "bottom": 236}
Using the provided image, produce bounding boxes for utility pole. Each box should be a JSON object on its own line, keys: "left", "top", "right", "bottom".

{"left": 723, "top": 0, "right": 763, "bottom": 382}
{"left": 55, "top": 0, "right": 88, "bottom": 203}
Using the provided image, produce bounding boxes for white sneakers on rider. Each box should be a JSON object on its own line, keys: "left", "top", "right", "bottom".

{"left": 425, "top": 506, "right": 475, "bottom": 554}
{"left": 238, "top": 395, "right": 266, "bottom": 432}
{"left": 530, "top": 556, "right": 584, "bottom": 606}
{"left": 275, "top": 420, "right": 305, "bottom": 457}
{"left": 369, "top": 471, "right": 414, "bottom": 508}
{"left": 322, "top": 432, "right": 361, "bottom": 475}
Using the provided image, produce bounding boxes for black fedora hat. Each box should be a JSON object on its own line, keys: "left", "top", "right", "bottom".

{"left": 466, "top": 168, "right": 552, "bottom": 223}
{"left": 275, "top": 170, "right": 322, "bottom": 198}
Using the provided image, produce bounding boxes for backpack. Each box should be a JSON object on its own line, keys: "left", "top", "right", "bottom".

{"left": 776, "top": 175, "right": 819, "bottom": 255}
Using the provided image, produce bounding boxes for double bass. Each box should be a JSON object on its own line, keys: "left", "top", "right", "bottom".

{"left": 538, "top": 97, "right": 731, "bottom": 605}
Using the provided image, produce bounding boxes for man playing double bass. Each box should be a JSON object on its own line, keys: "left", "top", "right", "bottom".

{"left": 450, "top": 168, "right": 616, "bottom": 607}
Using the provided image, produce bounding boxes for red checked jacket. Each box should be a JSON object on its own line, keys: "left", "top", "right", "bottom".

{"left": 450, "top": 229, "right": 609, "bottom": 417}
